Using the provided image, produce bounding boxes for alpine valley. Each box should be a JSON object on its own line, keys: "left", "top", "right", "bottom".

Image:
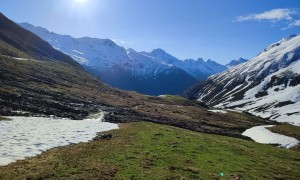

{"left": 19, "top": 23, "right": 228, "bottom": 95}
{"left": 1, "top": 8, "right": 300, "bottom": 180}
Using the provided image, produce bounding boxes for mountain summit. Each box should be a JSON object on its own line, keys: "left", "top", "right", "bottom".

{"left": 185, "top": 34, "right": 300, "bottom": 125}
{"left": 226, "top": 58, "right": 248, "bottom": 68}
{"left": 145, "top": 49, "right": 228, "bottom": 80}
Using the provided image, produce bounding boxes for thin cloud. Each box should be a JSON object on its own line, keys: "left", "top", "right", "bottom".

{"left": 282, "top": 19, "right": 300, "bottom": 30}
{"left": 291, "top": 19, "right": 300, "bottom": 26}
{"left": 237, "top": 8, "right": 296, "bottom": 22}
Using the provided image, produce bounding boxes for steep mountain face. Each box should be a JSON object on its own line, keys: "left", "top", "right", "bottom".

{"left": 20, "top": 23, "right": 199, "bottom": 95}
{"left": 226, "top": 58, "right": 248, "bottom": 68}
{"left": 18, "top": 23, "right": 129, "bottom": 67}
{"left": 0, "top": 13, "right": 81, "bottom": 68}
{"left": 0, "top": 13, "right": 137, "bottom": 119}
{"left": 145, "top": 48, "right": 227, "bottom": 80}
{"left": 186, "top": 35, "right": 300, "bottom": 125}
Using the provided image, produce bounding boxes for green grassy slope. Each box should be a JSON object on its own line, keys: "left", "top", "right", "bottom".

{"left": 0, "top": 122, "right": 299, "bottom": 179}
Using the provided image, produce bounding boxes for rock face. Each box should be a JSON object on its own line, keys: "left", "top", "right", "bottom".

{"left": 19, "top": 23, "right": 229, "bottom": 95}
{"left": 185, "top": 35, "right": 300, "bottom": 125}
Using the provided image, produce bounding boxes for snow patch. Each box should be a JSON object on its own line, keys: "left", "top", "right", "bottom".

{"left": 0, "top": 112, "right": 118, "bottom": 166}
{"left": 158, "top": 95, "right": 167, "bottom": 97}
{"left": 208, "top": 110, "right": 227, "bottom": 114}
{"left": 242, "top": 125, "right": 299, "bottom": 148}
{"left": 72, "top": 49, "right": 84, "bottom": 55}
{"left": 12, "top": 57, "right": 29, "bottom": 61}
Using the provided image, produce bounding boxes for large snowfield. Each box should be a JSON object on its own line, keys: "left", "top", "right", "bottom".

{"left": 0, "top": 113, "right": 118, "bottom": 166}
{"left": 196, "top": 35, "right": 300, "bottom": 125}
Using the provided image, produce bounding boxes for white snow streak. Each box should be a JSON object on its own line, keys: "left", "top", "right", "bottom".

{"left": 208, "top": 110, "right": 227, "bottom": 114}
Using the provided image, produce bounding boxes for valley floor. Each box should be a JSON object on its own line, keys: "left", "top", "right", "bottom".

{"left": 0, "top": 122, "right": 299, "bottom": 179}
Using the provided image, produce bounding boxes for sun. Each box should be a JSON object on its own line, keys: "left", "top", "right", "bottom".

{"left": 74, "top": 0, "right": 88, "bottom": 4}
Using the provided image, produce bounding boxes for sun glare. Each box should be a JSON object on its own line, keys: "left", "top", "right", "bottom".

{"left": 74, "top": 0, "right": 88, "bottom": 4}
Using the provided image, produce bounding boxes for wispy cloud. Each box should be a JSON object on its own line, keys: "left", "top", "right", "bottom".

{"left": 237, "top": 8, "right": 296, "bottom": 22}
{"left": 282, "top": 19, "right": 300, "bottom": 30}
{"left": 290, "top": 19, "right": 300, "bottom": 26}
{"left": 236, "top": 8, "right": 300, "bottom": 30}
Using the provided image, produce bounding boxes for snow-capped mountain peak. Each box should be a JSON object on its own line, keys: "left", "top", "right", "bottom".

{"left": 146, "top": 48, "right": 179, "bottom": 64}
{"left": 145, "top": 49, "right": 228, "bottom": 80}
{"left": 186, "top": 34, "right": 300, "bottom": 125}
{"left": 226, "top": 58, "right": 248, "bottom": 68}
{"left": 151, "top": 48, "right": 167, "bottom": 54}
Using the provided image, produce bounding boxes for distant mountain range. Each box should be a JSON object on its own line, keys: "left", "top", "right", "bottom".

{"left": 143, "top": 48, "right": 227, "bottom": 80}
{"left": 185, "top": 34, "right": 300, "bottom": 125}
{"left": 19, "top": 23, "right": 241, "bottom": 95}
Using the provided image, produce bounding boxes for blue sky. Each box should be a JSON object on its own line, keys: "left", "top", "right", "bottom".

{"left": 0, "top": 0, "right": 299, "bottom": 64}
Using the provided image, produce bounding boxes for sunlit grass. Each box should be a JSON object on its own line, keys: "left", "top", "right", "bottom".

{"left": 0, "top": 122, "right": 299, "bottom": 179}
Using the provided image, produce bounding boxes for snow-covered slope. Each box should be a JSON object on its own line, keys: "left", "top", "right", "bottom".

{"left": 19, "top": 23, "right": 227, "bottom": 79}
{"left": 19, "top": 23, "right": 133, "bottom": 73}
{"left": 145, "top": 48, "right": 227, "bottom": 80}
{"left": 186, "top": 35, "right": 300, "bottom": 125}
{"left": 19, "top": 23, "right": 199, "bottom": 95}
{"left": 226, "top": 58, "right": 248, "bottom": 68}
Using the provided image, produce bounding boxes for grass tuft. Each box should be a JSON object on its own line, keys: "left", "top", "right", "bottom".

{"left": 0, "top": 116, "right": 11, "bottom": 121}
